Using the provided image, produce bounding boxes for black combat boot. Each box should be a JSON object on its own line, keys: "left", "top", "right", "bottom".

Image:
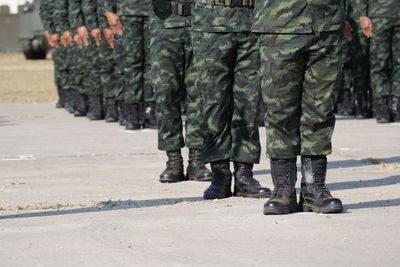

{"left": 118, "top": 100, "right": 128, "bottom": 126}
{"left": 125, "top": 103, "right": 141, "bottom": 130}
{"left": 56, "top": 87, "right": 65, "bottom": 108}
{"left": 104, "top": 98, "right": 118, "bottom": 122}
{"left": 354, "top": 93, "right": 369, "bottom": 119}
{"left": 233, "top": 162, "right": 271, "bottom": 198}
{"left": 299, "top": 156, "right": 343, "bottom": 214}
{"left": 64, "top": 90, "right": 75, "bottom": 113}
{"left": 86, "top": 95, "right": 104, "bottom": 120}
{"left": 390, "top": 96, "right": 400, "bottom": 122}
{"left": 203, "top": 160, "right": 232, "bottom": 199}
{"left": 186, "top": 149, "right": 213, "bottom": 182}
{"left": 263, "top": 158, "right": 298, "bottom": 215}
{"left": 159, "top": 150, "right": 186, "bottom": 183}
{"left": 143, "top": 102, "right": 157, "bottom": 129}
{"left": 337, "top": 90, "right": 354, "bottom": 116}
{"left": 74, "top": 93, "right": 88, "bottom": 117}
{"left": 375, "top": 97, "right": 392, "bottom": 123}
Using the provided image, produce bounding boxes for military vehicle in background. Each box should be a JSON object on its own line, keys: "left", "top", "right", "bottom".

{"left": 19, "top": 0, "right": 49, "bottom": 59}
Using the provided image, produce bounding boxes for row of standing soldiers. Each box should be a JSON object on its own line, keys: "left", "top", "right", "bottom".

{"left": 39, "top": 0, "right": 399, "bottom": 216}
{"left": 40, "top": 0, "right": 157, "bottom": 129}
{"left": 338, "top": 0, "right": 400, "bottom": 123}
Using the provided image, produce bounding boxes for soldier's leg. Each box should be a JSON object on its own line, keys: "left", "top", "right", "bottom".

{"left": 260, "top": 33, "right": 306, "bottom": 215}
{"left": 300, "top": 32, "right": 341, "bottom": 157}
{"left": 351, "top": 19, "right": 371, "bottom": 118}
{"left": 52, "top": 48, "right": 65, "bottom": 108}
{"left": 192, "top": 31, "right": 235, "bottom": 164}
{"left": 63, "top": 46, "right": 75, "bottom": 113}
{"left": 152, "top": 27, "right": 185, "bottom": 152}
{"left": 231, "top": 32, "right": 269, "bottom": 199}
{"left": 121, "top": 16, "right": 144, "bottom": 130}
{"left": 370, "top": 18, "right": 392, "bottom": 123}
{"left": 151, "top": 26, "right": 186, "bottom": 183}
{"left": 192, "top": 31, "right": 235, "bottom": 199}
{"left": 142, "top": 17, "right": 156, "bottom": 128}
{"left": 183, "top": 27, "right": 212, "bottom": 182}
{"left": 84, "top": 40, "right": 104, "bottom": 120}
{"left": 100, "top": 38, "right": 119, "bottom": 122}
{"left": 69, "top": 45, "right": 88, "bottom": 116}
{"left": 390, "top": 19, "right": 400, "bottom": 121}
{"left": 113, "top": 35, "right": 127, "bottom": 126}
{"left": 299, "top": 31, "right": 343, "bottom": 214}
{"left": 193, "top": 32, "right": 268, "bottom": 199}
{"left": 260, "top": 34, "right": 304, "bottom": 159}
{"left": 336, "top": 41, "right": 353, "bottom": 116}
{"left": 231, "top": 32, "right": 261, "bottom": 164}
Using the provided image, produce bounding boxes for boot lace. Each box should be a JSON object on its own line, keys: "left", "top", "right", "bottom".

{"left": 271, "top": 184, "right": 293, "bottom": 199}
{"left": 310, "top": 184, "right": 332, "bottom": 198}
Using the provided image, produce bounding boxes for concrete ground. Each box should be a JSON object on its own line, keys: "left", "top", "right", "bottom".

{"left": 0, "top": 103, "right": 399, "bottom": 267}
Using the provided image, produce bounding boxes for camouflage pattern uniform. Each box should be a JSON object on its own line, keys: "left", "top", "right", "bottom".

{"left": 349, "top": 0, "right": 372, "bottom": 117}
{"left": 81, "top": 0, "right": 103, "bottom": 98}
{"left": 62, "top": 0, "right": 87, "bottom": 98}
{"left": 97, "top": 0, "right": 124, "bottom": 101}
{"left": 40, "top": 0, "right": 70, "bottom": 105}
{"left": 336, "top": 25, "right": 354, "bottom": 116}
{"left": 252, "top": 0, "right": 345, "bottom": 158}
{"left": 357, "top": 0, "right": 400, "bottom": 98}
{"left": 191, "top": 1, "right": 261, "bottom": 164}
{"left": 149, "top": 0, "right": 203, "bottom": 151}
{"left": 53, "top": 0, "right": 84, "bottom": 112}
{"left": 112, "top": 0, "right": 154, "bottom": 105}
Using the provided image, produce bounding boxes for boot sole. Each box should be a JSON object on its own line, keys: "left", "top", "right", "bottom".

{"left": 263, "top": 205, "right": 298, "bottom": 215}
{"left": 203, "top": 192, "right": 232, "bottom": 200}
{"left": 234, "top": 191, "right": 271, "bottom": 199}
{"left": 186, "top": 173, "right": 213, "bottom": 182}
{"left": 300, "top": 203, "right": 343, "bottom": 214}
{"left": 159, "top": 178, "right": 186, "bottom": 184}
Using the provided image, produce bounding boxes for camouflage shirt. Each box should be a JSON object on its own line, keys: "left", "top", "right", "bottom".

{"left": 69, "top": 0, "right": 85, "bottom": 32}
{"left": 191, "top": 2, "right": 253, "bottom": 33}
{"left": 82, "top": 0, "right": 99, "bottom": 31}
{"left": 99, "top": 0, "right": 116, "bottom": 14}
{"left": 252, "top": 0, "right": 345, "bottom": 34}
{"left": 97, "top": 0, "right": 113, "bottom": 29}
{"left": 150, "top": 0, "right": 191, "bottom": 29}
{"left": 53, "top": 0, "right": 70, "bottom": 34}
{"left": 114, "top": 0, "right": 151, "bottom": 17}
{"left": 39, "top": 0, "right": 55, "bottom": 34}
{"left": 355, "top": 0, "right": 400, "bottom": 18}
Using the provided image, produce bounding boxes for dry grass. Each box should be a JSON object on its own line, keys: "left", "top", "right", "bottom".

{"left": 0, "top": 52, "right": 57, "bottom": 103}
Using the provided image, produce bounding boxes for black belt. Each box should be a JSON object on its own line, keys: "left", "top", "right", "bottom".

{"left": 195, "top": 0, "right": 254, "bottom": 7}
{"left": 170, "top": 1, "right": 192, "bottom": 16}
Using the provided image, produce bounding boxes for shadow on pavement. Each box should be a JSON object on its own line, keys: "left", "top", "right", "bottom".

{"left": 0, "top": 197, "right": 203, "bottom": 220}
{"left": 346, "top": 198, "right": 400, "bottom": 210}
{"left": 328, "top": 175, "right": 400, "bottom": 191}
{"left": 254, "top": 156, "right": 400, "bottom": 177}
{"left": 0, "top": 119, "right": 15, "bottom": 126}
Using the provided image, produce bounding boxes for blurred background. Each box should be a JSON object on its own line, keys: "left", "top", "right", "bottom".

{"left": 0, "top": 0, "right": 56, "bottom": 104}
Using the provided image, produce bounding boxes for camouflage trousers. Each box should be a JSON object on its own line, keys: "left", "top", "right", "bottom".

{"left": 370, "top": 18, "right": 400, "bottom": 97}
{"left": 82, "top": 39, "right": 102, "bottom": 96}
{"left": 52, "top": 46, "right": 70, "bottom": 91}
{"left": 258, "top": 31, "right": 343, "bottom": 159}
{"left": 192, "top": 31, "right": 261, "bottom": 164}
{"left": 339, "top": 40, "right": 352, "bottom": 95}
{"left": 68, "top": 45, "right": 87, "bottom": 94}
{"left": 120, "top": 16, "right": 154, "bottom": 104}
{"left": 99, "top": 37, "right": 124, "bottom": 99}
{"left": 350, "top": 19, "right": 371, "bottom": 96}
{"left": 150, "top": 26, "right": 204, "bottom": 151}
